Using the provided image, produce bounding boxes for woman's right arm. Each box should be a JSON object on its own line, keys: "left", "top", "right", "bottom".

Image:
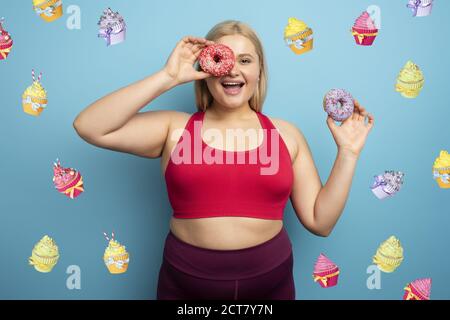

{"left": 73, "top": 36, "right": 213, "bottom": 159}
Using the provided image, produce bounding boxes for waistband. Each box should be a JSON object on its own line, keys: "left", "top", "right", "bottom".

{"left": 162, "top": 227, "right": 292, "bottom": 280}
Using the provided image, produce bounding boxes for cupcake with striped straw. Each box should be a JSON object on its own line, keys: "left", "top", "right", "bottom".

{"left": 103, "top": 232, "right": 129, "bottom": 274}
{"left": 22, "top": 69, "right": 47, "bottom": 116}
{"left": 371, "top": 170, "right": 405, "bottom": 200}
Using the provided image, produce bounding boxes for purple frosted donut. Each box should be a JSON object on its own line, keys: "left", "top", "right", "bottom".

{"left": 323, "top": 89, "right": 354, "bottom": 121}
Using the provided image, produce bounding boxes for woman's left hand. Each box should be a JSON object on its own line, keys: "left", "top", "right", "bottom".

{"left": 326, "top": 100, "right": 374, "bottom": 157}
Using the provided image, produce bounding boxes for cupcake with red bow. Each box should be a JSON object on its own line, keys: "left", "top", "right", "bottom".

{"left": 403, "top": 278, "right": 432, "bottom": 300}
{"left": 52, "top": 159, "right": 84, "bottom": 199}
{"left": 313, "top": 253, "right": 340, "bottom": 288}
{"left": 0, "top": 18, "right": 13, "bottom": 60}
{"left": 351, "top": 11, "right": 379, "bottom": 46}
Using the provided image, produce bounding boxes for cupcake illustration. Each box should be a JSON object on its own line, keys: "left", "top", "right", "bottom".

{"left": 407, "top": 0, "right": 434, "bottom": 17}
{"left": 403, "top": 278, "right": 432, "bottom": 300}
{"left": 0, "top": 18, "right": 13, "bottom": 60}
{"left": 432, "top": 150, "right": 450, "bottom": 189}
{"left": 22, "top": 69, "right": 48, "bottom": 116}
{"left": 312, "top": 253, "right": 340, "bottom": 288}
{"left": 283, "top": 17, "right": 313, "bottom": 55}
{"left": 32, "top": 0, "right": 63, "bottom": 22}
{"left": 103, "top": 232, "right": 129, "bottom": 274}
{"left": 371, "top": 170, "right": 405, "bottom": 200}
{"left": 373, "top": 236, "right": 404, "bottom": 273}
{"left": 351, "top": 11, "right": 379, "bottom": 46}
{"left": 395, "top": 60, "right": 424, "bottom": 99}
{"left": 53, "top": 158, "right": 84, "bottom": 199}
{"left": 98, "top": 8, "right": 126, "bottom": 46}
{"left": 29, "top": 235, "right": 60, "bottom": 273}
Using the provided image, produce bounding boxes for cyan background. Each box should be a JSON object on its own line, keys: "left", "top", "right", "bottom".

{"left": 0, "top": 0, "right": 448, "bottom": 299}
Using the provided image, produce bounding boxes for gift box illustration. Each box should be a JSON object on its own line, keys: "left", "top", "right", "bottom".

{"left": 371, "top": 170, "right": 405, "bottom": 199}
{"left": 407, "top": 0, "right": 433, "bottom": 17}
{"left": 98, "top": 8, "right": 126, "bottom": 46}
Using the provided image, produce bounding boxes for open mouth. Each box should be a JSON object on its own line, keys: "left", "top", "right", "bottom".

{"left": 221, "top": 81, "right": 245, "bottom": 95}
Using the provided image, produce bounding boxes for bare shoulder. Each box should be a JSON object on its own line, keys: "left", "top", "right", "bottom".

{"left": 140, "top": 109, "right": 190, "bottom": 125}
{"left": 266, "top": 116, "right": 306, "bottom": 162}
{"left": 161, "top": 110, "right": 197, "bottom": 159}
{"left": 168, "top": 110, "right": 194, "bottom": 126}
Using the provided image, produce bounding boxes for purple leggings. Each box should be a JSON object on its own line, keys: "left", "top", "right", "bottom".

{"left": 156, "top": 227, "right": 295, "bottom": 300}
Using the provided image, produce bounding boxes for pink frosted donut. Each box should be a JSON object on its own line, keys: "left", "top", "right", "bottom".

{"left": 323, "top": 89, "right": 355, "bottom": 122}
{"left": 198, "top": 44, "right": 235, "bottom": 77}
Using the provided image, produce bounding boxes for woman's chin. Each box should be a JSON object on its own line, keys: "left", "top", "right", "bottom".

{"left": 216, "top": 96, "right": 250, "bottom": 109}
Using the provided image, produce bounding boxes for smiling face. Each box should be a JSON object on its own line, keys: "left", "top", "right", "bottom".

{"left": 205, "top": 34, "right": 261, "bottom": 110}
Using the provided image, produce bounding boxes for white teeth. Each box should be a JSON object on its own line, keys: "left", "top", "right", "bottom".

{"left": 222, "top": 82, "right": 243, "bottom": 85}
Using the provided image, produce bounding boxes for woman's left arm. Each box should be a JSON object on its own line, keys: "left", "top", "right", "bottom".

{"left": 288, "top": 101, "right": 374, "bottom": 237}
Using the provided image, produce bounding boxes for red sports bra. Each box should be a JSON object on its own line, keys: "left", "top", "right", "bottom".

{"left": 164, "top": 110, "right": 294, "bottom": 220}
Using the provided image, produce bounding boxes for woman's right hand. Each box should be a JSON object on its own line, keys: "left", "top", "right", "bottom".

{"left": 162, "top": 36, "right": 215, "bottom": 86}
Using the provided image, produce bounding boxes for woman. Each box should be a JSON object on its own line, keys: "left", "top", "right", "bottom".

{"left": 73, "top": 20, "right": 374, "bottom": 300}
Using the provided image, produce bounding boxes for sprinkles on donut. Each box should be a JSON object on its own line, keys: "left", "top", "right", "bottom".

{"left": 323, "top": 89, "right": 355, "bottom": 122}
{"left": 198, "top": 44, "right": 235, "bottom": 77}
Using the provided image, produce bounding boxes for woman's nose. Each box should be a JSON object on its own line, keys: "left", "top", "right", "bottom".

{"left": 229, "top": 62, "right": 240, "bottom": 76}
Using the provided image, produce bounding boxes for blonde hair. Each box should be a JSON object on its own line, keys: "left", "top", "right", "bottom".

{"left": 194, "top": 20, "right": 268, "bottom": 112}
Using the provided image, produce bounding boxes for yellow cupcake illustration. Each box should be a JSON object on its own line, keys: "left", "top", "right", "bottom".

{"left": 29, "top": 235, "right": 60, "bottom": 273}
{"left": 22, "top": 69, "right": 47, "bottom": 116}
{"left": 373, "top": 236, "right": 404, "bottom": 273}
{"left": 433, "top": 150, "right": 450, "bottom": 189}
{"left": 103, "top": 232, "right": 129, "bottom": 274}
{"left": 395, "top": 60, "right": 424, "bottom": 98}
{"left": 284, "top": 17, "right": 313, "bottom": 55}
{"left": 32, "top": 0, "right": 63, "bottom": 22}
